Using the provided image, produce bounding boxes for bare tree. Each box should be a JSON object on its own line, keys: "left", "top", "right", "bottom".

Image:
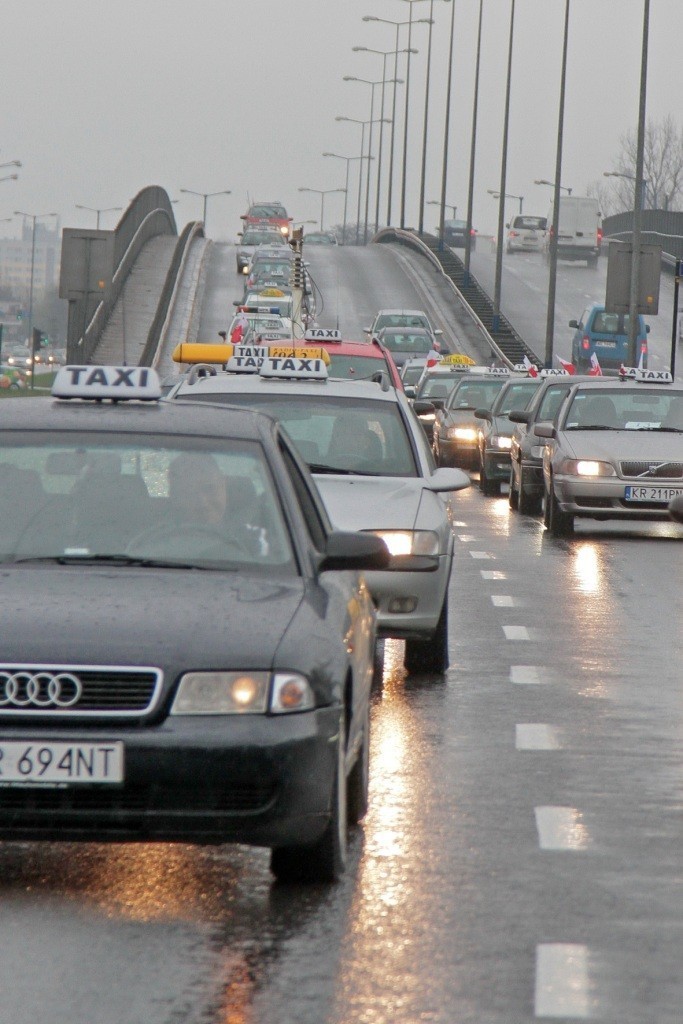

{"left": 605, "top": 115, "right": 683, "bottom": 211}
{"left": 586, "top": 179, "right": 617, "bottom": 218}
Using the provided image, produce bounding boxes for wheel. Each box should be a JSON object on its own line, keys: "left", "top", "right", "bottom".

{"left": 270, "top": 711, "right": 348, "bottom": 883}
{"left": 508, "top": 466, "right": 519, "bottom": 510}
{"left": 518, "top": 467, "right": 542, "bottom": 516}
{"left": 404, "top": 592, "right": 449, "bottom": 675}
{"left": 371, "top": 639, "right": 385, "bottom": 689}
{"left": 346, "top": 703, "right": 370, "bottom": 825}
{"left": 545, "top": 481, "right": 574, "bottom": 537}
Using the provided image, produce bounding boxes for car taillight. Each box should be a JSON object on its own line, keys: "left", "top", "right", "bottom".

{"left": 509, "top": 231, "right": 519, "bottom": 238}
{"left": 581, "top": 336, "right": 590, "bottom": 350}
{"left": 640, "top": 341, "right": 647, "bottom": 353}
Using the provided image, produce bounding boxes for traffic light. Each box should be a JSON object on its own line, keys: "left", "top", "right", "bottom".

{"left": 16, "top": 310, "right": 23, "bottom": 321}
{"left": 32, "top": 327, "right": 45, "bottom": 353}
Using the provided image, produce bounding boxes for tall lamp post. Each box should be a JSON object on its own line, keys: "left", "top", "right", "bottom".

{"left": 298, "top": 188, "right": 346, "bottom": 233}
{"left": 14, "top": 211, "right": 58, "bottom": 389}
{"left": 336, "top": 115, "right": 388, "bottom": 244}
{"left": 428, "top": 199, "right": 456, "bottom": 218}
{"left": 323, "top": 152, "right": 369, "bottom": 244}
{"left": 75, "top": 204, "right": 123, "bottom": 229}
{"left": 344, "top": 76, "right": 401, "bottom": 243}
{"left": 492, "top": 0, "right": 516, "bottom": 333}
{"left": 179, "top": 188, "right": 231, "bottom": 232}
{"left": 487, "top": 189, "right": 524, "bottom": 215}
{"left": 604, "top": 170, "right": 650, "bottom": 209}
{"left": 436, "top": 0, "right": 457, "bottom": 252}
{"left": 535, "top": 178, "right": 572, "bottom": 195}
{"left": 352, "top": 44, "right": 416, "bottom": 233}
{"left": 397, "top": 0, "right": 433, "bottom": 229}
{"left": 464, "top": 0, "right": 484, "bottom": 281}
{"left": 417, "top": 0, "right": 451, "bottom": 236}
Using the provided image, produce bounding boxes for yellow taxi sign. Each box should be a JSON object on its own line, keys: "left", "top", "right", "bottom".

{"left": 258, "top": 287, "right": 286, "bottom": 297}
{"left": 439, "top": 353, "right": 476, "bottom": 366}
{"left": 172, "top": 343, "right": 233, "bottom": 364}
{"left": 268, "top": 346, "right": 331, "bottom": 365}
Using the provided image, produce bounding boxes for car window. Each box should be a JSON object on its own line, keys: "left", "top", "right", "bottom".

{"left": 249, "top": 205, "right": 287, "bottom": 219}
{"left": 592, "top": 312, "right": 623, "bottom": 335}
{"left": 418, "top": 375, "right": 460, "bottom": 399}
{"left": 536, "top": 384, "right": 571, "bottom": 422}
{"left": 493, "top": 381, "right": 539, "bottom": 415}
{"left": 447, "top": 380, "right": 506, "bottom": 408}
{"left": 563, "top": 389, "right": 681, "bottom": 430}
{"left": 326, "top": 354, "right": 391, "bottom": 382}
{"left": 278, "top": 440, "right": 329, "bottom": 552}
{"left": 381, "top": 333, "right": 432, "bottom": 354}
{"left": 376, "top": 314, "right": 430, "bottom": 331}
{"left": 242, "top": 231, "right": 285, "bottom": 245}
{"left": 0, "top": 434, "right": 296, "bottom": 572}
{"left": 512, "top": 216, "right": 546, "bottom": 230}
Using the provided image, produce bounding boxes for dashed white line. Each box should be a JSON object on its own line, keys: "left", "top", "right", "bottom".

{"left": 458, "top": 534, "right": 476, "bottom": 543}
{"left": 503, "top": 625, "right": 530, "bottom": 640}
{"left": 470, "top": 551, "right": 493, "bottom": 560}
{"left": 535, "top": 944, "right": 591, "bottom": 1018}
{"left": 491, "top": 595, "right": 514, "bottom": 607}
{"left": 535, "top": 806, "right": 590, "bottom": 851}
{"left": 516, "top": 724, "right": 562, "bottom": 750}
{"left": 510, "top": 665, "right": 545, "bottom": 685}
{"left": 480, "top": 570, "right": 507, "bottom": 580}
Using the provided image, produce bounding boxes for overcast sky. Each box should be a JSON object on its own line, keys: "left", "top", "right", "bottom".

{"left": 2, "top": 0, "right": 680, "bottom": 241}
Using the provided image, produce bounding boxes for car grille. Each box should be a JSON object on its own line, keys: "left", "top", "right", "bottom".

{"left": 0, "top": 782, "right": 274, "bottom": 815}
{"left": 620, "top": 461, "right": 683, "bottom": 479}
{"left": 0, "top": 666, "right": 162, "bottom": 718}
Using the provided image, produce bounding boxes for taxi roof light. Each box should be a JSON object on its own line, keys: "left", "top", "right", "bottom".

{"left": 52, "top": 365, "right": 162, "bottom": 401}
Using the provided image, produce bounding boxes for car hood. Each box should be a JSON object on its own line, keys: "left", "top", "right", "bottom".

{"left": 557, "top": 430, "right": 683, "bottom": 463}
{"left": 0, "top": 566, "right": 304, "bottom": 670}
{"left": 314, "top": 475, "right": 430, "bottom": 531}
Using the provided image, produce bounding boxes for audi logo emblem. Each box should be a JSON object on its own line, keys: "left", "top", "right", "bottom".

{"left": 0, "top": 671, "right": 82, "bottom": 709}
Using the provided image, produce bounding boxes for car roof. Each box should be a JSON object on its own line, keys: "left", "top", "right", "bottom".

{"left": 374, "top": 308, "right": 429, "bottom": 317}
{"left": 173, "top": 374, "right": 403, "bottom": 404}
{"left": 378, "top": 325, "right": 432, "bottom": 336}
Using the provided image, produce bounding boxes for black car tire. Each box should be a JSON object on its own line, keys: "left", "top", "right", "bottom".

{"left": 270, "top": 711, "right": 348, "bottom": 883}
{"left": 479, "top": 458, "right": 500, "bottom": 496}
{"left": 508, "top": 466, "right": 519, "bottom": 509}
{"left": 371, "top": 639, "right": 385, "bottom": 689}
{"left": 347, "top": 703, "right": 370, "bottom": 825}
{"left": 518, "top": 467, "right": 541, "bottom": 516}
{"left": 404, "top": 592, "right": 449, "bottom": 675}
{"left": 545, "top": 482, "right": 574, "bottom": 537}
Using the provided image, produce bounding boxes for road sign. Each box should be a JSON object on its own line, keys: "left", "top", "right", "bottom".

{"left": 605, "top": 241, "right": 661, "bottom": 315}
{"left": 59, "top": 229, "right": 115, "bottom": 301}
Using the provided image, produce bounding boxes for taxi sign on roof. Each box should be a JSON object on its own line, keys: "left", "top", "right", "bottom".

{"left": 258, "top": 287, "right": 286, "bottom": 297}
{"left": 52, "top": 365, "right": 161, "bottom": 401}
{"left": 304, "top": 328, "right": 343, "bottom": 342}
{"left": 260, "top": 356, "right": 328, "bottom": 380}
{"left": 438, "top": 354, "right": 475, "bottom": 366}
{"left": 172, "top": 343, "right": 232, "bottom": 364}
{"left": 635, "top": 369, "right": 673, "bottom": 383}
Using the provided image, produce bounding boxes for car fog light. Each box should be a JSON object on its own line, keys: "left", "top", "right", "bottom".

{"left": 388, "top": 596, "right": 418, "bottom": 613}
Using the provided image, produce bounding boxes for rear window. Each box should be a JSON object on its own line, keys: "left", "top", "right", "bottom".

{"left": 326, "top": 354, "right": 390, "bottom": 382}
{"left": 512, "top": 216, "right": 546, "bottom": 230}
{"left": 447, "top": 380, "right": 507, "bottom": 409}
{"left": 381, "top": 333, "right": 433, "bottom": 354}
{"left": 375, "top": 314, "right": 430, "bottom": 331}
{"left": 249, "top": 205, "right": 287, "bottom": 219}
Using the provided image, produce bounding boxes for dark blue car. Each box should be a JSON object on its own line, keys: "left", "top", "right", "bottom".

{"left": 570, "top": 303, "right": 649, "bottom": 371}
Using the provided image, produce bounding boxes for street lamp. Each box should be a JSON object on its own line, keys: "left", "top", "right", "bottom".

{"left": 487, "top": 189, "right": 524, "bottom": 214}
{"left": 298, "top": 188, "right": 346, "bottom": 233}
{"left": 428, "top": 199, "right": 456, "bottom": 219}
{"left": 363, "top": 13, "right": 431, "bottom": 227}
{"left": 417, "top": 0, "right": 452, "bottom": 236}
{"left": 323, "top": 152, "right": 370, "bottom": 244}
{"left": 462, "top": 0, "right": 484, "bottom": 279}
{"left": 352, "top": 45, "right": 416, "bottom": 233}
{"left": 14, "top": 211, "right": 58, "bottom": 389}
{"left": 344, "top": 75, "right": 402, "bottom": 243}
{"left": 535, "top": 178, "right": 572, "bottom": 195}
{"left": 0, "top": 175, "right": 19, "bottom": 184}
{"left": 492, "top": 0, "right": 516, "bottom": 333}
{"left": 179, "top": 188, "right": 231, "bottom": 231}
{"left": 336, "top": 115, "right": 387, "bottom": 244}
{"left": 603, "top": 170, "right": 650, "bottom": 208}
{"left": 0, "top": 161, "right": 21, "bottom": 170}
{"left": 75, "top": 204, "right": 123, "bottom": 229}
{"left": 397, "top": 2, "right": 434, "bottom": 229}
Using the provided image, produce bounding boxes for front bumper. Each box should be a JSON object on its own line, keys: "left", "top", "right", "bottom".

{"left": 0, "top": 708, "right": 340, "bottom": 846}
{"left": 366, "top": 553, "right": 452, "bottom": 640}
{"left": 552, "top": 475, "right": 683, "bottom": 521}
{"left": 438, "top": 435, "right": 479, "bottom": 468}
{"left": 482, "top": 448, "right": 512, "bottom": 482}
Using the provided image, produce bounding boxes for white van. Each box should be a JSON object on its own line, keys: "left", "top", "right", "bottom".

{"left": 544, "top": 196, "right": 602, "bottom": 268}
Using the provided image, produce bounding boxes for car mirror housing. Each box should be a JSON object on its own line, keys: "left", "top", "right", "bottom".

{"left": 319, "top": 532, "right": 390, "bottom": 572}
{"left": 533, "top": 421, "right": 556, "bottom": 439}
{"left": 404, "top": 385, "right": 416, "bottom": 399}
{"left": 568, "top": 319, "right": 579, "bottom": 329}
{"left": 413, "top": 400, "right": 436, "bottom": 415}
{"left": 474, "top": 408, "right": 491, "bottom": 421}
{"left": 425, "top": 467, "right": 471, "bottom": 493}
{"left": 508, "top": 409, "right": 530, "bottom": 424}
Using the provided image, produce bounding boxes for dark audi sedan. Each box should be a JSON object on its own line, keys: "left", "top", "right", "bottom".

{"left": 0, "top": 367, "right": 388, "bottom": 883}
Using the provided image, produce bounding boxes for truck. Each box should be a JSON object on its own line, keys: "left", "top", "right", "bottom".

{"left": 544, "top": 196, "right": 602, "bottom": 268}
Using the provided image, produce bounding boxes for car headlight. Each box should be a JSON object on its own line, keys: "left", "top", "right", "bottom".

{"left": 279, "top": 225, "right": 289, "bottom": 235}
{"left": 449, "top": 426, "right": 477, "bottom": 441}
{"left": 170, "top": 671, "right": 314, "bottom": 715}
{"left": 559, "top": 459, "right": 616, "bottom": 477}
{"left": 491, "top": 434, "right": 513, "bottom": 450}
{"left": 370, "top": 529, "right": 440, "bottom": 556}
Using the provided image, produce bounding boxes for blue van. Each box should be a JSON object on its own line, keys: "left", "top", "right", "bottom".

{"left": 569, "top": 303, "right": 649, "bottom": 371}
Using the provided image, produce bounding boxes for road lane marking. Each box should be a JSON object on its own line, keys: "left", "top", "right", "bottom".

{"left": 510, "top": 665, "right": 545, "bottom": 685}
{"left": 470, "top": 551, "right": 493, "bottom": 559}
{"left": 458, "top": 534, "right": 476, "bottom": 542}
{"left": 535, "top": 807, "right": 590, "bottom": 850}
{"left": 481, "top": 570, "right": 507, "bottom": 580}
{"left": 516, "top": 724, "right": 562, "bottom": 750}
{"left": 492, "top": 595, "right": 514, "bottom": 607}
{"left": 535, "top": 944, "right": 591, "bottom": 1018}
{"left": 503, "top": 625, "right": 530, "bottom": 640}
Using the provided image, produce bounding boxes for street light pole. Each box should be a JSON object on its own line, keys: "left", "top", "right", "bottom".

{"left": 535, "top": 178, "right": 572, "bottom": 196}
{"left": 179, "top": 188, "right": 232, "bottom": 232}
{"left": 492, "top": 0, "right": 516, "bottom": 333}
{"left": 464, "top": 0, "right": 484, "bottom": 282}
{"left": 418, "top": 0, "right": 450, "bottom": 236}
{"left": 298, "top": 188, "right": 346, "bottom": 233}
{"left": 437, "top": 0, "right": 457, "bottom": 250}
{"left": 75, "top": 204, "right": 123, "bottom": 229}
{"left": 628, "top": 0, "right": 650, "bottom": 355}
{"left": 14, "top": 211, "right": 57, "bottom": 390}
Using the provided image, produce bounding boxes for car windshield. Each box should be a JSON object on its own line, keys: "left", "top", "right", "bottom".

{"left": 590, "top": 311, "right": 639, "bottom": 335}
{"left": 380, "top": 332, "right": 433, "bottom": 354}
{"left": 402, "top": 364, "right": 426, "bottom": 385}
{"left": 563, "top": 389, "right": 683, "bottom": 430}
{"left": 324, "top": 354, "right": 392, "bottom": 382}
{"left": 417, "top": 375, "right": 461, "bottom": 400}
{"left": 376, "top": 314, "right": 430, "bottom": 331}
{"left": 447, "top": 379, "right": 508, "bottom": 409}
{"left": 492, "top": 381, "right": 540, "bottom": 416}
{"left": 186, "top": 395, "right": 419, "bottom": 476}
{"left": 0, "top": 434, "right": 295, "bottom": 572}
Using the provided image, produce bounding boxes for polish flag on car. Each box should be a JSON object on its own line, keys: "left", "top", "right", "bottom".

{"left": 426, "top": 348, "right": 441, "bottom": 367}
{"left": 230, "top": 312, "right": 249, "bottom": 343}
{"left": 557, "top": 356, "right": 576, "bottom": 374}
{"left": 523, "top": 355, "right": 538, "bottom": 377}
{"left": 588, "top": 352, "right": 602, "bottom": 376}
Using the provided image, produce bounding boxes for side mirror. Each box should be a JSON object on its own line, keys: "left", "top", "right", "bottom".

{"left": 319, "top": 531, "right": 390, "bottom": 572}
{"left": 646, "top": 325, "right": 651, "bottom": 333}
{"left": 433, "top": 328, "right": 443, "bottom": 336}
{"left": 505, "top": 222, "right": 510, "bottom": 229}
{"left": 568, "top": 319, "right": 579, "bottom": 329}
{"left": 533, "top": 422, "right": 556, "bottom": 439}
{"left": 669, "top": 494, "right": 683, "bottom": 523}
{"left": 413, "top": 400, "right": 436, "bottom": 415}
{"left": 425, "top": 467, "right": 471, "bottom": 493}
{"left": 508, "top": 409, "right": 531, "bottom": 424}
{"left": 430, "top": 398, "right": 445, "bottom": 410}
{"left": 232, "top": 300, "right": 240, "bottom": 306}
{"left": 240, "top": 215, "right": 247, "bottom": 220}
{"left": 474, "top": 408, "right": 491, "bottom": 421}
{"left": 363, "top": 326, "right": 372, "bottom": 334}
{"left": 404, "top": 385, "right": 416, "bottom": 399}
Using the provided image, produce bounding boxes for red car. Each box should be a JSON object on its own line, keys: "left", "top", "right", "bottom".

{"left": 300, "top": 329, "right": 404, "bottom": 390}
{"left": 241, "top": 202, "right": 292, "bottom": 238}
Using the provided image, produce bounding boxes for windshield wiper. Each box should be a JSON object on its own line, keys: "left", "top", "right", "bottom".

{"left": 309, "top": 462, "right": 378, "bottom": 476}
{"left": 565, "top": 425, "right": 614, "bottom": 431}
{"left": 9, "top": 554, "right": 223, "bottom": 570}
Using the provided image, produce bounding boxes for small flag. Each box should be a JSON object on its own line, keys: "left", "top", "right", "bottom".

{"left": 426, "top": 348, "right": 441, "bottom": 367}
{"left": 523, "top": 355, "right": 538, "bottom": 377}
{"left": 637, "top": 346, "right": 646, "bottom": 371}
{"left": 589, "top": 352, "right": 602, "bottom": 376}
{"left": 557, "top": 356, "right": 576, "bottom": 375}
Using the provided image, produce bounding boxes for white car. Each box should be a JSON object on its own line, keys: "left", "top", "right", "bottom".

{"left": 364, "top": 308, "right": 443, "bottom": 339}
{"left": 168, "top": 351, "right": 469, "bottom": 674}
{"left": 506, "top": 214, "right": 547, "bottom": 254}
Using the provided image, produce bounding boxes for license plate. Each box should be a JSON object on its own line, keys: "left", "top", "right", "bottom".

{"left": 0, "top": 741, "right": 124, "bottom": 785}
{"left": 624, "top": 486, "right": 683, "bottom": 503}
{"left": 596, "top": 340, "right": 617, "bottom": 348}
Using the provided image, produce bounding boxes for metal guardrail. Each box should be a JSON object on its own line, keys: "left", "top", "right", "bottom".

{"left": 140, "top": 221, "right": 204, "bottom": 367}
{"left": 373, "top": 227, "right": 543, "bottom": 367}
{"left": 603, "top": 210, "right": 683, "bottom": 268}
